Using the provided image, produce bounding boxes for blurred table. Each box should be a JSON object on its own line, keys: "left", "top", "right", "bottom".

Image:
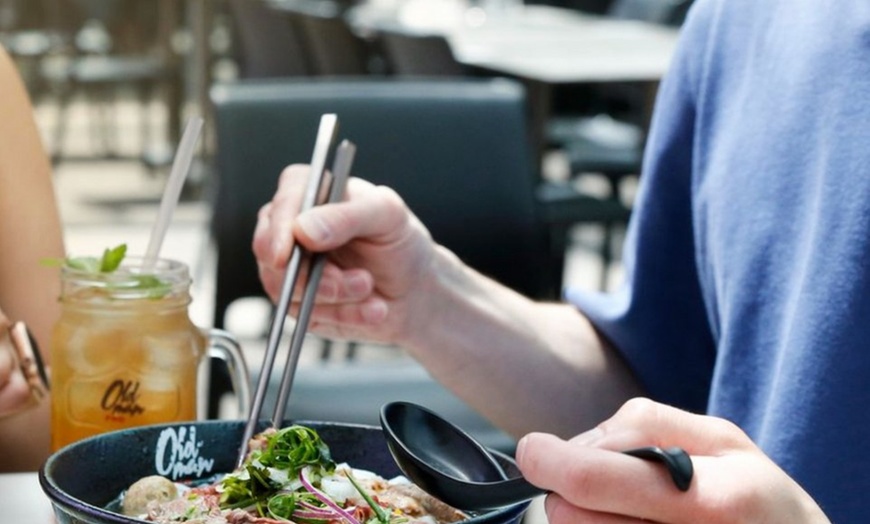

{"left": 347, "top": 2, "right": 679, "bottom": 82}
{"left": 0, "top": 472, "right": 54, "bottom": 522}
{"left": 348, "top": 1, "right": 680, "bottom": 154}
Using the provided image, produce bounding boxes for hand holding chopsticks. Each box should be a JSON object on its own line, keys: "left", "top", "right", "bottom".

{"left": 237, "top": 115, "right": 356, "bottom": 467}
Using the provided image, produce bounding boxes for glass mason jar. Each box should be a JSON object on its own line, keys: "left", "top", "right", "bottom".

{"left": 50, "top": 257, "right": 250, "bottom": 451}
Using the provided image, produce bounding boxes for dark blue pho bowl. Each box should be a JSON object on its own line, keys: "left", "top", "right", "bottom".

{"left": 39, "top": 420, "right": 530, "bottom": 524}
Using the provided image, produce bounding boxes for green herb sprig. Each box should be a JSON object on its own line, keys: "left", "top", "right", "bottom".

{"left": 42, "top": 243, "right": 128, "bottom": 273}
{"left": 42, "top": 243, "right": 171, "bottom": 298}
{"left": 219, "top": 426, "right": 336, "bottom": 513}
{"left": 259, "top": 425, "right": 335, "bottom": 473}
{"left": 347, "top": 471, "right": 390, "bottom": 524}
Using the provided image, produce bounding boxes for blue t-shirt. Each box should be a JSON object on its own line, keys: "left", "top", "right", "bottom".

{"left": 566, "top": 0, "right": 870, "bottom": 520}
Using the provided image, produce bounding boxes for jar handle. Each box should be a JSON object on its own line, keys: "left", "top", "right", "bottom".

{"left": 202, "top": 328, "right": 251, "bottom": 420}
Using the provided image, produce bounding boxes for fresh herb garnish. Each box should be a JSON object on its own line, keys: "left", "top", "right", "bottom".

{"left": 347, "top": 471, "right": 390, "bottom": 524}
{"left": 42, "top": 244, "right": 172, "bottom": 298}
{"left": 99, "top": 244, "right": 127, "bottom": 272}
{"left": 219, "top": 426, "right": 335, "bottom": 512}
{"left": 219, "top": 426, "right": 411, "bottom": 524}
{"left": 259, "top": 425, "right": 335, "bottom": 473}
{"left": 44, "top": 243, "right": 128, "bottom": 273}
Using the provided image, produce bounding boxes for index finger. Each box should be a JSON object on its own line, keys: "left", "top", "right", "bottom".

{"left": 518, "top": 433, "right": 702, "bottom": 522}
{"left": 252, "top": 164, "right": 311, "bottom": 268}
{"left": 292, "top": 178, "right": 416, "bottom": 252}
{"left": 576, "top": 398, "right": 752, "bottom": 456}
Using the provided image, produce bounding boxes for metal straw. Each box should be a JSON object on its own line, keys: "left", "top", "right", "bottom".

{"left": 236, "top": 116, "right": 357, "bottom": 468}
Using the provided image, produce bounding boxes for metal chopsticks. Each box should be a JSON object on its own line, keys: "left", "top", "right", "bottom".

{"left": 237, "top": 115, "right": 356, "bottom": 467}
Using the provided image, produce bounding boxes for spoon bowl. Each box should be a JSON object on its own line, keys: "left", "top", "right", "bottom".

{"left": 380, "top": 402, "right": 545, "bottom": 510}
{"left": 380, "top": 401, "right": 694, "bottom": 511}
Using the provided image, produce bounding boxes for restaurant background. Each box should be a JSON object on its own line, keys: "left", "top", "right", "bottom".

{"left": 8, "top": 0, "right": 633, "bottom": 415}
{"left": 0, "top": 0, "right": 688, "bottom": 521}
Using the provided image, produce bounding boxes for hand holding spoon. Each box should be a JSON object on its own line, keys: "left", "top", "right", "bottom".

{"left": 380, "top": 401, "right": 693, "bottom": 511}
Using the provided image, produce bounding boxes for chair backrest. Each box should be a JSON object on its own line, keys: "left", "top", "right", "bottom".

{"left": 280, "top": 0, "right": 372, "bottom": 76}
{"left": 210, "top": 77, "right": 560, "bottom": 328}
{"left": 294, "top": 11, "right": 372, "bottom": 76}
{"left": 607, "top": 0, "right": 693, "bottom": 26}
{"left": 524, "top": 0, "right": 614, "bottom": 14}
{"left": 226, "top": 0, "right": 311, "bottom": 78}
{"left": 377, "top": 30, "right": 466, "bottom": 76}
{"left": 0, "top": 0, "right": 69, "bottom": 56}
{"left": 0, "top": 0, "right": 66, "bottom": 32}
{"left": 68, "top": 0, "right": 123, "bottom": 21}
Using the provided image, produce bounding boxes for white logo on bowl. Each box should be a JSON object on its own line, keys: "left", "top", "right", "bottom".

{"left": 154, "top": 426, "right": 215, "bottom": 480}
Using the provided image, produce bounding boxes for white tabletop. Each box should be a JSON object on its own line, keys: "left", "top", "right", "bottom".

{"left": 0, "top": 472, "right": 55, "bottom": 522}
{"left": 452, "top": 12, "right": 679, "bottom": 83}
{"left": 350, "top": 2, "right": 681, "bottom": 84}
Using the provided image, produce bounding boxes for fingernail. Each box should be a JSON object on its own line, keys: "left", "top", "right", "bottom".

{"left": 516, "top": 435, "right": 529, "bottom": 464}
{"left": 297, "top": 214, "right": 331, "bottom": 244}
{"left": 271, "top": 238, "right": 286, "bottom": 263}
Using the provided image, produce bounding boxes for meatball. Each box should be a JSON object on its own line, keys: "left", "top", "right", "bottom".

{"left": 122, "top": 475, "right": 179, "bottom": 516}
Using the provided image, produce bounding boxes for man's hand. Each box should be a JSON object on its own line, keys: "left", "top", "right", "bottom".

{"left": 252, "top": 164, "right": 442, "bottom": 347}
{"left": 517, "top": 398, "right": 831, "bottom": 524}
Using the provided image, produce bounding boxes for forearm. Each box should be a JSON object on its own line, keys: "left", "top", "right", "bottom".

{"left": 259, "top": 172, "right": 643, "bottom": 437}
{"left": 400, "top": 246, "right": 645, "bottom": 439}
{"left": 0, "top": 46, "right": 64, "bottom": 355}
{"left": 0, "top": 46, "right": 61, "bottom": 471}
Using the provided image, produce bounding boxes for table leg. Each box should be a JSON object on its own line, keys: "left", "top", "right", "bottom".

{"left": 159, "top": 0, "right": 181, "bottom": 145}
{"left": 189, "top": 0, "right": 215, "bottom": 153}
{"left": 521, "top": 78, "right": 553, "bottom": 177}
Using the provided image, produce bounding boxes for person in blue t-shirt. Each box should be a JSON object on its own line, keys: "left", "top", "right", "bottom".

{"left": 253, "top": 0, "right": 866, "bottom": 521}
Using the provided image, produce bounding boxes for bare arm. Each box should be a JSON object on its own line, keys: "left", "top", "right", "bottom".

{"left": 0, "top": 45, "right": 65, "bottom": 471}
{"left": 402, "top": 247, "right": 644, "bottom": 439}
{"left": 254, "top": 166, "right": 643, "bottom": 440}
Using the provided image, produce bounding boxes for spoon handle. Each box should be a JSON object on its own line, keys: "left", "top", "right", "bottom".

{"left": 622, "top": 446, "right": 694, "bottom": 491}
{"left": 462, "top": 445, "right": 692, "bottom": 511}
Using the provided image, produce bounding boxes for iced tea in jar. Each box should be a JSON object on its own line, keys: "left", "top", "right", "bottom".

{"left": 50, "top": 253, "right": 249, "bottom": 451}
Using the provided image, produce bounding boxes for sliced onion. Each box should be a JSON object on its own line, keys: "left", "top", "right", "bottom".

{"left": 299, "top": 468, "right": 361, "bottom": 524}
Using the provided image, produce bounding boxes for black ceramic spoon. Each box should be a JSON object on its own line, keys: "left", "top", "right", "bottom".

{"left": 380, "top": 401, "right": 693, "bottom": 511}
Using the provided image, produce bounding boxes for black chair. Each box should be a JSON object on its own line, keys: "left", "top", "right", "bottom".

{"left": 377, "top": 30, "right": 468, "bottom": 77}
{"left": 212, "top": 78, "right": 627, "bottom": 312}
{"left": 291, "top": 8, "right": 375, "bottom": 76}
{"left": 608, "top": 0, "right": 693, "bottom": 26}
{"left": 208, "top": 76, "right": 628, "bottom": 442}
{"left": 209, "top": 77, "right": 630, "bottom": 324}
{"left": 226, "top": 0, "right": 312, "bottom": 79}
{"left": 524, "top": 0, "right": 615, "bottom": 14}
{"left": 212, "top": 78, "right": 539, "bottom": 329}
{"left": 212, "top": 78, "right": 628, "bottom": 325}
